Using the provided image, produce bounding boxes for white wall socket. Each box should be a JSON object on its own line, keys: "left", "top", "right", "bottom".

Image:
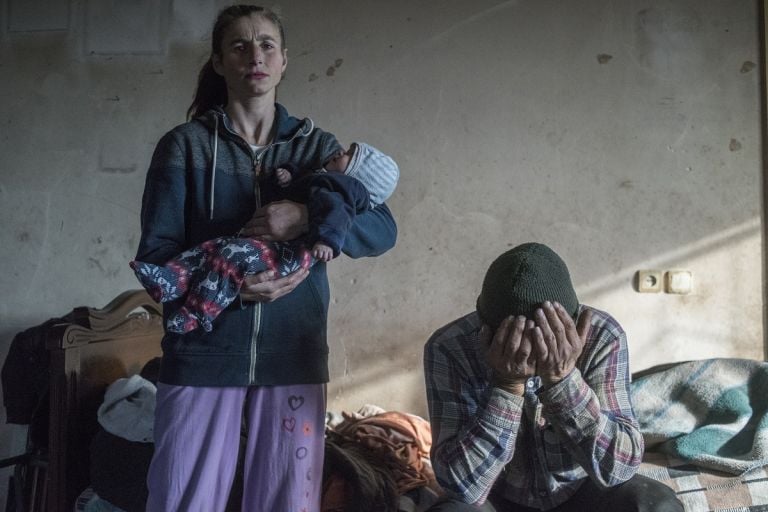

{"left": 637, "top": 270, "right": 663, "bottom": 293}
{"left": 665, "top": 270, "right": 693, "bottom": 294}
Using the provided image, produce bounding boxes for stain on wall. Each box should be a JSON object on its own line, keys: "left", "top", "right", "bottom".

{"left": 597, "top": 53, "right": 613, "bottom": 64}
{"left": 741, "top": 61, "right": 756, "bottom": 73}
{"left": 0, "top": 2, "right": 763, "bottom": 506}
{"left": 325, "top": 58, "right": 344, "bottom": 77}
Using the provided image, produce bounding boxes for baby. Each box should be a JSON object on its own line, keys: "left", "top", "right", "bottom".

{"left": 131, "top": 142, "right": 398, "bottom": 334}
{"left": 276, "top": 143, "right": 360, "bottom": 262}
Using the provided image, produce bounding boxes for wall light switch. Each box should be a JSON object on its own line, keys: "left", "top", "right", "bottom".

{"left": 636, "top": 270, "right": 662, "bottom": 293}
{"left": 665, "top": 270, "right": 693, "bottom": 294}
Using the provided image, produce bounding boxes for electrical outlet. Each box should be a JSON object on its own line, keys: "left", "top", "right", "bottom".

{"left": 637, "top": 270, "right": 663, "bottom": 293}
{"left": 665, "top": 270, "right": 693, "bottom": 294}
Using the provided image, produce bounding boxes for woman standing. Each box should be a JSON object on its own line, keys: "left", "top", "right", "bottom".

{"left": 135, "top": 5, "right": 397, "bottom": 511}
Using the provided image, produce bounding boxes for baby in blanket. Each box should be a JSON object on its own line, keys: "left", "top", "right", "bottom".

{"left": 130, "top": 142, "right": 398, "bottom": 334}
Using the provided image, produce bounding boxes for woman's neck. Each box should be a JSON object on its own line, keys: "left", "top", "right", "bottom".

{"left": 224, "top": 97, "right": 277, "bottom": 146}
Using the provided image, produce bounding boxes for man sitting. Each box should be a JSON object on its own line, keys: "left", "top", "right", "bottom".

{"left": 423, "top": 243, "right": 682, "bottom": 512}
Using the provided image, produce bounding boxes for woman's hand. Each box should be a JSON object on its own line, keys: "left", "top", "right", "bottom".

{"left": 240, "top": 268, "right": 309, "bottom": 303}
{"left": 240, "top": 200, "right": 308, "bottom": 241}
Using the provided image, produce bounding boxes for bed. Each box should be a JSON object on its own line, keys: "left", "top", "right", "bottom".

{"left": 2, "top": 289, "right": 163, "bottom": 512}
{"left": 631, "top": 358, "right": 768, "bottom": 512}
{"left": 638, "top": 452, "right": 768, "bottom": 511}
{"left": 3, "top": 291, "right": 768, "bottom": 512}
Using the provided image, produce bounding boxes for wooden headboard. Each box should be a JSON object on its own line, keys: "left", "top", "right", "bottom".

{"left": 42, "top": 289, "right": 163, "bottom": 512}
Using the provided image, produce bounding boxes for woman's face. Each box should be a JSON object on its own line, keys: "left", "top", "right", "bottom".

{"left": 213, "top": 14, "right": 287, "bottom": 102}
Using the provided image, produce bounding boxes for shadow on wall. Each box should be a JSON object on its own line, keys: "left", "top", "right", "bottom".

{"left": 578, "top": 217, "right": 760, "bottom": 300}
{"left": 328, "top": 361, "right": 427, "bottom": 417}
{"left": 325, "top": 216, "right": 763, "bottom": 417}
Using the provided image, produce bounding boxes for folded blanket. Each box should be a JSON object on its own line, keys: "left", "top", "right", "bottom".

{"left": 631, "top": 358, "right": 768, "bottom": 474}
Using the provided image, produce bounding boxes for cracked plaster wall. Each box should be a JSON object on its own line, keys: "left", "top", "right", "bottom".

{"left": 0, "top": 0, "right": 763, "bottom": 505}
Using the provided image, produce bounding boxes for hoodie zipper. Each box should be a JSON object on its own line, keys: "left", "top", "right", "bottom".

{"left": 249, "top": 148, "right": 265, "bottom": 384}
{"left": 208, "top": 110, "right": 315, "bottom": 384}
{"left": 244, "top": 123, "right": 314, "bottom": 384}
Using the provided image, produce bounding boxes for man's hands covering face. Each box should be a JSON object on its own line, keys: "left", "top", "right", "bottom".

{"left": 481, "top": 316, "right": 537, "bottom": 395}
{"left": 532, "top": 302, "right": 592, "bottom": 385}
{"left": 483, "top": 302, "right": 593, "bottom": 394}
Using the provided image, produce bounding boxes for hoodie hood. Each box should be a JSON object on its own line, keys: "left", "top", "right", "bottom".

{"left": 197, "top": 103, "right": 312, "bottom": 142}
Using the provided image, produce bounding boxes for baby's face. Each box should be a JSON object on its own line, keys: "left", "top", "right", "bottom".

{"left": 325, "top": 144, "right": 356, "bottom": 173}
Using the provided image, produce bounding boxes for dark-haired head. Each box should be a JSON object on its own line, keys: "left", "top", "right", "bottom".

{"left": 187, "top": 5, "right": 286, "bottom": 120}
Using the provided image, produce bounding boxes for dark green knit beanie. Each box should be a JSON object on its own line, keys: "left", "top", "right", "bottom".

{"left": 476, "top": 243, "right": 579, "bottom": 330}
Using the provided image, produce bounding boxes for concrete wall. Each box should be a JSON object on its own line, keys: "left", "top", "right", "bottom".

{"left": 0, "top": 0, "right": 762, "bottom": 506}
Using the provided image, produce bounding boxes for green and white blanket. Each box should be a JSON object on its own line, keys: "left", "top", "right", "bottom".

{"left": 631, "top": 358, "right": 768, "bottom": 475}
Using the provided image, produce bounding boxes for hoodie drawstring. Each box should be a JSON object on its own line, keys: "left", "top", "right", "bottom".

{"left": 208, "top": 112, "right": 315, "bottom": 221}
{"left": 209, "top": 116, "right": 219, "bottom": 220}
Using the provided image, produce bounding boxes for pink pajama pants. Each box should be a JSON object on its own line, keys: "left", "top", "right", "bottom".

{"left": 146, "top": 382, "right": 326, "bottom": 512}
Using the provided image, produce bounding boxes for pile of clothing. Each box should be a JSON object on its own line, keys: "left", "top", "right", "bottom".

{"left": 322, "top": 405, "right": 442, "bottom": 512}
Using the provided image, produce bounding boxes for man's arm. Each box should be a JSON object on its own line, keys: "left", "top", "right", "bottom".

{"left": 424, "top": 322, "right": 525, "bottom": 505}
{"left": 535, "top": 305, "right": 644, "bottom": 487}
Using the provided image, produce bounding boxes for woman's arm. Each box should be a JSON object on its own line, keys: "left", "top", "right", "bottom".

{"left": 240, "top": 200, "right": 309, "bottom": 240}
{"left": 135, "top": 131, "right": 187, "bottom": 265}
{"left": 342, "top": 203, "right": 397, "bottom": 258}
{"left": 240, "top": 198, "right": 397, "bottom": 259}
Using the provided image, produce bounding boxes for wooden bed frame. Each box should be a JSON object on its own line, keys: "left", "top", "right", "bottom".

{"left": 14, "top": 289, "right": 163, "bottom": 512}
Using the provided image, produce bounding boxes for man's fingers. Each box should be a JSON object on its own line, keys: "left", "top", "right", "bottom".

{"left": 543, "top": 301, "right": 569, "bottom": 341}
{"left": 491, "top": 316, "right": 514, "bottom": 357}
{"left": 489, "top": 315, "right": 525, "bottom": 362}
{"left": 515, "top": 334, "right": 532, "bottom": 364}
{"left": 534, "top": 305, "right": 558, "bottom": 352}
{"left": 551, "top": 301, "right": 579, "bottom": 349}
{"left": 479, "top": 325, "right": 492, "bottom": 347}
{"left": 508, "top": 316, "right": 526, "bottom": 354}
{"left": 531, "top": 323, "right": 548, "bottom": 361}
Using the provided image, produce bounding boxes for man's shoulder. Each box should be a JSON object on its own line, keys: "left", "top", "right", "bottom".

{"left": 582, "top": 304, "right": 626, "bottom": 339}
{"left": 426, "top": 311, "right": 481, "bottom": 350}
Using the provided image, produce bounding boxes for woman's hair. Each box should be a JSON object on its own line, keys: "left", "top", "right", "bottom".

{"left": 322, "top": 438, "right": 399, "bottom": 512}
{"left": 187, "top": 5, "right": 286, "bottom": 120}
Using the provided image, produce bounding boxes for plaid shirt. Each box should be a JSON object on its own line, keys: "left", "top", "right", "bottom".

{"left": 424, "top": 306, "right": 643, "bottom": 510}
